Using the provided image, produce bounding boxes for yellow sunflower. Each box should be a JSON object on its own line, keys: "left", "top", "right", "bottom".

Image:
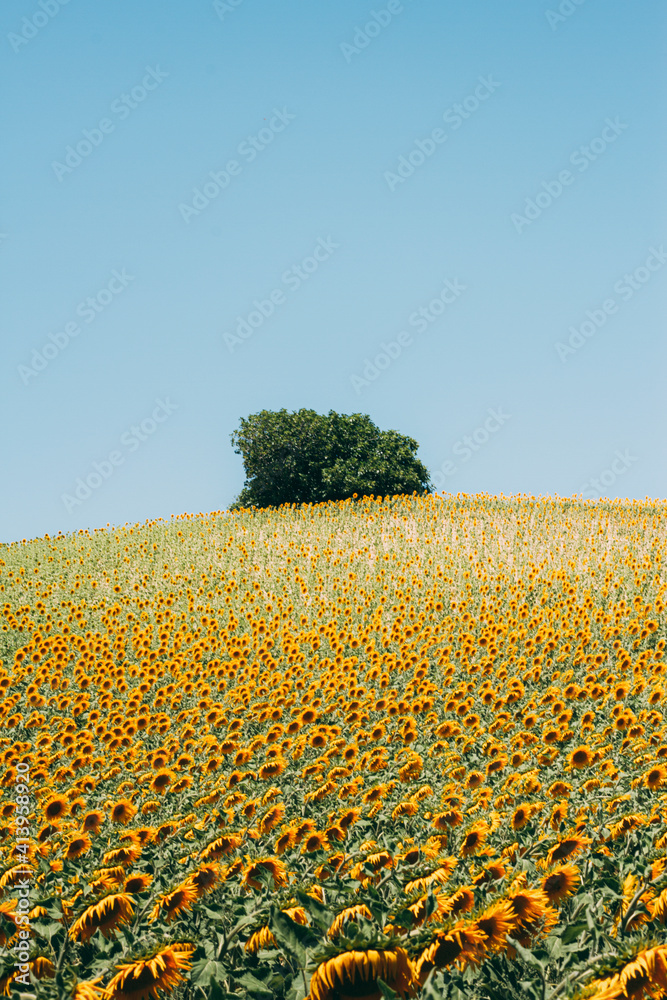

{"left": 43, "top": 794, "right": 69, "bottom": 822}
{"left": 546, "top": 834, "right": 591, "bottom": 865}
{"left": 124, "top": 874, "right": 153, "bottom": 894}
{"left": 328, "top": 904, "right": 373, "bottom": 938}
{"left": 245, "top": 925, "right": 277, "bottom": 953}
{"left": 70, "top": 893, "right": 135, "bottom": 941}
{"left": 150, "top": 883, "right": 198, "bottom": 923}
{"left": 472, "top": 901, "right": 515, "bottom": 952}
{"left": 82, "top": 810, "right": 105, "bottom": 833}
{"left": 65, "top": 832, "right": 92, "bottom": 859}
{"left": 187, "top": 864, "right": 220, "bottom": 897}
{"left": 106, "top": 944, "right": 193, "bottom": 999}
{"left": 72, "top": 978, "right": 109, "bottom": 999}
{"left": 507, "top": 886, "right": 551, "bottom": 928}
{"left": 414, "top": 925, "right": 486, "bottom": 984}
{"left": 110, "top": 800, "right": 137, "bottom": 825}
{"left": 242, "top": 857, "right": 288, "bottom": 890}
{"left": 645, "top": 764, "right": 667, "bottom": 790}
{"left": 541, "top": 864, "right": 580, "bottom": 903}
{"left": 459, "top": 821, "right": 489, "bottom": 857}
{"left": 309, "top": 948, "right": 415, "bottom": 1000}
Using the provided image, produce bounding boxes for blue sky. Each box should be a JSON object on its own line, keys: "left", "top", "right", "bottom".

{"left": 2, "top": 0, "right": 666, "bottom": 542}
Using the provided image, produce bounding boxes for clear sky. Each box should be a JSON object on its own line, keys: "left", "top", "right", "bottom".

{"left": 2, "top": 0, "right": 666, "bottom": 542}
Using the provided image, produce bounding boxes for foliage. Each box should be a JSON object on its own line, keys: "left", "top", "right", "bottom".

{"left": 229, "top": 408, "right": 432, "bottom": 508}
{"left": 0, "top": 493, "right": 667, "bottom": 998}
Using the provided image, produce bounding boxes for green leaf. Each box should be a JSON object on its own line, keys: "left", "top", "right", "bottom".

{"left": 192, "top": 957, "right": 227, "bottom": 987}
{"left": 236, "top": 972, "right": 275, "bottom": 998}
{"left": 269, "top": 906, "right": 319, "bottom": 967}
{"left": 294, "top": 889, "right": 333, "bottom": 932}
{"left": 389, "top": 907, "right": 415, "bottom": 930}
{"left": 423, "top": 888, "right": 438, "bottom": 922}
{"left": 209, "top": 986, "right": 237, "bottom": 1000}
{"left": 286, "top": 980, "right": 308, "bottom": 1000}
{"left": 560, "top": 921, "right": 589, "bottom": 945}
{"left": 420, "top": 970, "right": 449, "bottom": 1000}
{"left": 376, "top": 978, "right": 400, "bottom": 999}
{"left": 203, "top": 937, "right": 217, "bottom": 960}
{"left": 518, "top": 980, "right": 544, "bottom": 1000}
{"left": 44, "top": 899, "right": 63, "bottom": 920}
{"left": 31, "top": 918, "right": 64, "bottom": 939}
{"left": 256, "top": 948, "right": 281, "bottom": 960}
{"left": 506, "top": 937, "right": 546, "bottom": 973}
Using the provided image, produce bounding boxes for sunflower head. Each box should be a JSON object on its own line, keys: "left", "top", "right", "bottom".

{"left": 105, "top": 943, "right": 193, "bottom": 999}
{"left": 645, "top": 765, "right": 667, "bottom": 790}
{"left": 124, "top": 873, "right": 153, "bottom": 894}
{"left": 309, "top": 948, "right": 415, "bottom": 1000}
{"left": 567, "top": 745, "right": 593, "bottom": 769}
{"left": 242, "top": 857, "right": 288, "bottom": 890}
{"left": 66, "top": 833, "right": 92, "bottom": 860}
{"left": 72, "top": 977, "right": 108, "bottom": 1000}
{"left": 541, "top": 864, "right": 580, "bottom": 903}
{"left": 150, "top": 882, "right": 199, "bottom": 923}
{"left": 110, "top": 800, "right": 137, "bottom": 825}
{"left": 459, "top": 822, "right": 489, "bottom": 858}
{"left": 82, "top": 810, "right": 105, "bottom": 832}
{"left": 44, "top": 795, "right": 69, "bottom": 822}
{"left": 187, "top": 864, "right": 220, "bottom": 897}
{"left": 69, "top": 893, "right": 135, "bottom": 942}
{"left": 472, "top": 901, "right": 515, "bottom": 951}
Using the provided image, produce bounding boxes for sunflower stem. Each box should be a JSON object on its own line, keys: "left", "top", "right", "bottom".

{"left": 217, "top": 914, "right": 257, "bottom": 959}
{"left": 547, "top": 952, "right": 620, "bottom": 1000}
{"left": 133, "top": 895, "right": 157, "bottom": 925}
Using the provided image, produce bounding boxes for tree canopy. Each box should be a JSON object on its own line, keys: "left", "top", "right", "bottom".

{"left": 229, "top": 408, "right": 432, "bottom": 509}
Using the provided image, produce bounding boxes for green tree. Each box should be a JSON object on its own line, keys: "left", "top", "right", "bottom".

{"left": 229, "top": 408, "right": 432, "bottom": 509}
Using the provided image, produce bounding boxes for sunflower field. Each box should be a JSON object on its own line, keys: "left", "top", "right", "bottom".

{"left": 1, "top": 492, "right": 667, "bottom": 1000}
